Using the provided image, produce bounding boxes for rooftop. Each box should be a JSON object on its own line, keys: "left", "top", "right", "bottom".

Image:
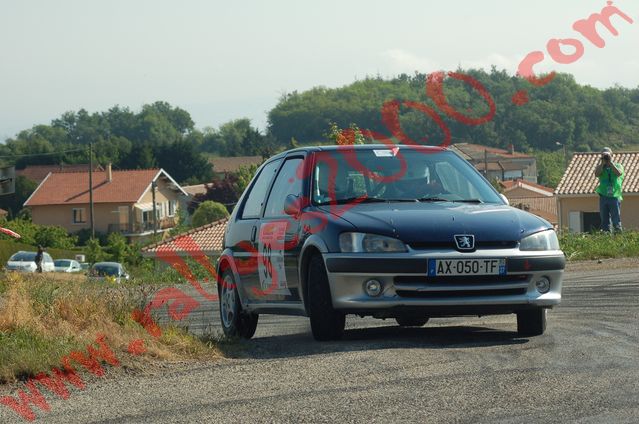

{"left": 24, "top": 168, "right": 184, "bottom": 206}
{"left": 16, "top": 164, "right": 103, "bottom": 184}
{"left": 142, "top": 217, "right": 228, "bottom": 256}
{"left": 209, "top": 156, "right": 263, "bottom": 174}
{"left": 500, "top": 179, "right": 554, "bottom": 196}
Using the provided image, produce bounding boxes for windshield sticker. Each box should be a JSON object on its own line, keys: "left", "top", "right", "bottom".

{"left": 373, "top": 148, "right": 398, "bottom": 157}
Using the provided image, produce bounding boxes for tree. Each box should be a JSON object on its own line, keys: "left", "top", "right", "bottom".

{"left": 0, "top": 176, "right": 38, "bottom": 217}
{"left": 191, "top": 201, "right": 229, "bottom": 227}
{"left": 105, "top": 232, "right": 129, "bottom": 263}
{"left": 190, "top": 173, "right": 241, "bottom": 213}
{"left": 155, "top": 140, "right": 213, "bottom": 184}
{"left": 86, "top": 238, "right": 106, "bottom": 264}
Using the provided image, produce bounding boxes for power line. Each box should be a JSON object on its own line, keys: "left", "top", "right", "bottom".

{"left": 0, "top": 147, "right": 86, "bottom": 159}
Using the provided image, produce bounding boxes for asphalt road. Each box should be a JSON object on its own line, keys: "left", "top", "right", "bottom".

{"left": 1, "top": 265, "right": 638, "bottom": 423}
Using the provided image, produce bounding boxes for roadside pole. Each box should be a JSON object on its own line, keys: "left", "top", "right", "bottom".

{"left": 89, "top": 142, "right": 95, "bottom": 239}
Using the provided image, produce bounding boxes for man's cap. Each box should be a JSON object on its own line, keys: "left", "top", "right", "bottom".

{"left": 602, "top": 147, "right": 612, "bottom": 155}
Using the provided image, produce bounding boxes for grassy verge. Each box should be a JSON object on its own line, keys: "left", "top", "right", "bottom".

{"left": 559, "top": 230, "right": 639, "bottom": 261}
{"left": 0, "top": 272, "right": 218, "bottom": 384}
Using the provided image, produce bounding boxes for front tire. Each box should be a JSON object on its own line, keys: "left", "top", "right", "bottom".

{"left": 517, "top": 307, "right": 546, "bottom": 336}
{"left": 219, "top": 270, "right": 258, "bottom": 339}
{"left": 396, "top": 317, "right": 429, "bottom": 327}
{"left": 308, "top": 255, "right": 345, "bottom": 341}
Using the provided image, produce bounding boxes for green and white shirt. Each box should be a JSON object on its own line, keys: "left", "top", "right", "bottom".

{"left": 596, "top": 162, "right": 624, "bottom": 200}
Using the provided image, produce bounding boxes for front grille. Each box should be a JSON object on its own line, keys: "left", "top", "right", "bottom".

{"left": 396, "top": 288, "right": 527, "bottom": 298}
{"left": 394, "top": 274, "right": 530, "bottom": 286}
{"left": 408, "top": 241, "right": 518, "bottom": 250}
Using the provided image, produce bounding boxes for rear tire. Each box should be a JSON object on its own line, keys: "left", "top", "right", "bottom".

{"left": 396, "top": 317, "right": 429, "bottom": 327}
{"left": 516, "top": 307, "right": 546, "bottom": 336}
{"left": 219, "top": 269, "right": 258, "bottom": 339}
{"left": 308, "top": 255, "right": 345, "bottom": 341}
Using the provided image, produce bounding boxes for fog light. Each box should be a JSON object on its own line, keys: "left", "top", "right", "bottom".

{"left": 535, "top": 277, "right": 550, "bottom": 294}
{"left": 364, "top": 279, "right": 383, "bottom": 297}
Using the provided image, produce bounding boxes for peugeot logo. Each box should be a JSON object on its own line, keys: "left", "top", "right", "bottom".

{"left": 454, "top": 234, "right": 475, "bottom": 251}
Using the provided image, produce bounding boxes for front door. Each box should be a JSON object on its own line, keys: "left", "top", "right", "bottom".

{"left": 230, "top": 159, "right": 282, "bottom": 303}
{"left": 258, "top": 156, "right": 305, "bottom": 302}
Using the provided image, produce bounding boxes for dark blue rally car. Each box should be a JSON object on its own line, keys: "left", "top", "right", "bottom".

{"left": 216, "top": 145, "right": 565, "bottom": 341}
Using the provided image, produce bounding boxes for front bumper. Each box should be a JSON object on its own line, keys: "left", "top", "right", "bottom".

{"left": 323, "top": 249, "right": 565, "bottom": 316}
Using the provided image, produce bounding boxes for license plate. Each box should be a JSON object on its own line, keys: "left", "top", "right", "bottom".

{"left": 428, "top": 259, "right": 506, "bottom": 276}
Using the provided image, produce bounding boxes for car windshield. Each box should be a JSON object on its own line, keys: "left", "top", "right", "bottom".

{"left": 91, "top": 265, "right": 120, "bottom": 277}
{"left": 55, "top": 260, "right": 71, "bottom": 267}
{"left": 312, "top": 148, "right": 503, "bottom": 205}
{"left": 9, "top": 252, "right": 37, "bottom": 261}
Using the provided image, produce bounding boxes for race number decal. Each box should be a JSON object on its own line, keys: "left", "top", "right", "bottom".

{"left": 258, "top": 221, "right": 289, "bottom": 293}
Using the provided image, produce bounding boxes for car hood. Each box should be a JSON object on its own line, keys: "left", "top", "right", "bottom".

{"left": 320, "top": 202, "right": 550, "bottom": 243}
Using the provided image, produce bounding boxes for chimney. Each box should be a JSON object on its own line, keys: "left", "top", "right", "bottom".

{"left": 106, "top": 163, "right": 112, "bottom": 182}
{"left": 508, "top": 144, "right": 515, "bottom": 155}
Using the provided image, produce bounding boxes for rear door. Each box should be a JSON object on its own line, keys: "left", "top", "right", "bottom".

{"left": 257, "top": 155, "right": 306, "bottom": 302}
{"left": 228, "top": 159, "right": 282, "bottom": 301}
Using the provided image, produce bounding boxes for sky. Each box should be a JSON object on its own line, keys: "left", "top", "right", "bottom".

{"left": 1, "top": 0, "right": 638, "bottom": 140}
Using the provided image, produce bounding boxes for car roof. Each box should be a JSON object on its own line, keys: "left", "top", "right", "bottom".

{"left": 93, "top": 262, "right": 123, "bottom": 267}
{"left": 271, "top": 144, "right": 449, "bottom": 157}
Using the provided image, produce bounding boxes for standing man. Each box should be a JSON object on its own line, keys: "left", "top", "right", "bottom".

{"left": 35, "top": 245, "right": 44, "bottom": 273}
{"left": 594, "top": 147, "right": 624, "bottom": 232}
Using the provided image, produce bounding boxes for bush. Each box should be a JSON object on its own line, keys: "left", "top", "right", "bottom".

{"left": 191, "top": 201, "right": 229, "bottom": 228}
{"left": 0, "top": 219, "right": 78, "bottom": 249}
{"left": 86, "top": 238, "right": 106, "bottom": 264}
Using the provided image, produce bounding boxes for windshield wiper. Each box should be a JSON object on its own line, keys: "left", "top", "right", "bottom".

{"left": 417, "top": 197, "right": 448, "bottom": 202}
{"left": 452, "top": 199, "right": 484, "bottom": 203}
{"left": 321, "top": 197, "right": 417, "bottom": 205}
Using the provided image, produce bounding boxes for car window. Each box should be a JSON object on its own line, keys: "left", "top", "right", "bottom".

{"left": 264, "top": 158, "right": 304, "bottom": 217}
{"left": 10, "top": 252, "right": 36, "bottom": 261}
{"left": 312, "top": 150, "right": 501, "bottom": 204}
{"left": 435, "top": 162, "right": 481, "bottom": 200}
{"left": 44, "top": 253, "right": 54, "bottom": 263}
{"left": 241, "top": 159, "right": 282, "bottom": 219}
{"left": 55, "top": 260, "right": 71, "bottom": 267}
{"left": 92, "top": 265, "right": 120, "bottom": 276}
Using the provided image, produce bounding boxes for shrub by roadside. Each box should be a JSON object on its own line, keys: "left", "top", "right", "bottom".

{"left": 0, "top": 273, "right": 219, "bottom": 384}
{"left": 559, "top": 230, "right": 639, "bottom": 261}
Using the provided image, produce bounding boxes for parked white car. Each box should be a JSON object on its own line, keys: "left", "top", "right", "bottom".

{"left": 54, "top": 259, "right": 82, "bottom": 273}
{"left": 5, "top": 251, "right": 55, "bottom": 273}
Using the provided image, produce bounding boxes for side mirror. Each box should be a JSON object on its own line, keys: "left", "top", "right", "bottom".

{"left": 499, "top": 194, "right": 509, "bottom": 205}
{"left": 284, "top": 194, "right": 301, "bottom": 216}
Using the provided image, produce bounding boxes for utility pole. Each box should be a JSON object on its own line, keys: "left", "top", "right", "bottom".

{"left": 89, "top": 142, "right": 95, "bottom": 239}
{"left": 484, "top": 149, "right": 489, "bottom": 178}
{"left": 151, "top": 180, "right": 157, "bottom": 237}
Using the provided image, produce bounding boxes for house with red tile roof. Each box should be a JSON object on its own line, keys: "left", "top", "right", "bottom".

{"left": 499, "top": 179, "right": 557, "bottom": 225}
{"left": 141, "top": 217, "right": 228, "bottom": 258}
{"left": 24, "top": 164, "right": 188, "bottom": 240}
{"left": 451, "top": 143, "right": 538, "bottom": 183}
{"left": 555, "top": 152, "right": 639, "bottom": 232}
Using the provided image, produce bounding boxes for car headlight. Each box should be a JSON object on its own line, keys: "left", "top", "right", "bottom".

{"left": 339, "top": 232, "right": 407, "bottom": 253}
{"left": 520, "top": 230, "right": 560, "bottom": 251}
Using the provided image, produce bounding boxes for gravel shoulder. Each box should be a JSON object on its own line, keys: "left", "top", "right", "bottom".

{"left": 1, "top": 263, "right": 638, "bottom": 423}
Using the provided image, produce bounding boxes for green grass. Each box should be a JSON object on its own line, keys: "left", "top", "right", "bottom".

{"left": 0, "top": 273, "right": 219, "bottom": 384}
{"left": 0, "top": 329, "right": 84, "bottom": 382}
{"left": 559, "top": 230, "right": 639, "bottom": 261}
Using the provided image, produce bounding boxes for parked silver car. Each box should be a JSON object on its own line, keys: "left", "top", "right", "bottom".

{"left": 54, "top": 259, "right": 82, "bottom": 273}
{"left": 5, "top": 251, "right": 55, "bottom": 273}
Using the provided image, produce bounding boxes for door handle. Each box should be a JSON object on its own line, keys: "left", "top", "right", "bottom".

{"left": 251, "top": 226, "right": 257, "bottom": 242}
